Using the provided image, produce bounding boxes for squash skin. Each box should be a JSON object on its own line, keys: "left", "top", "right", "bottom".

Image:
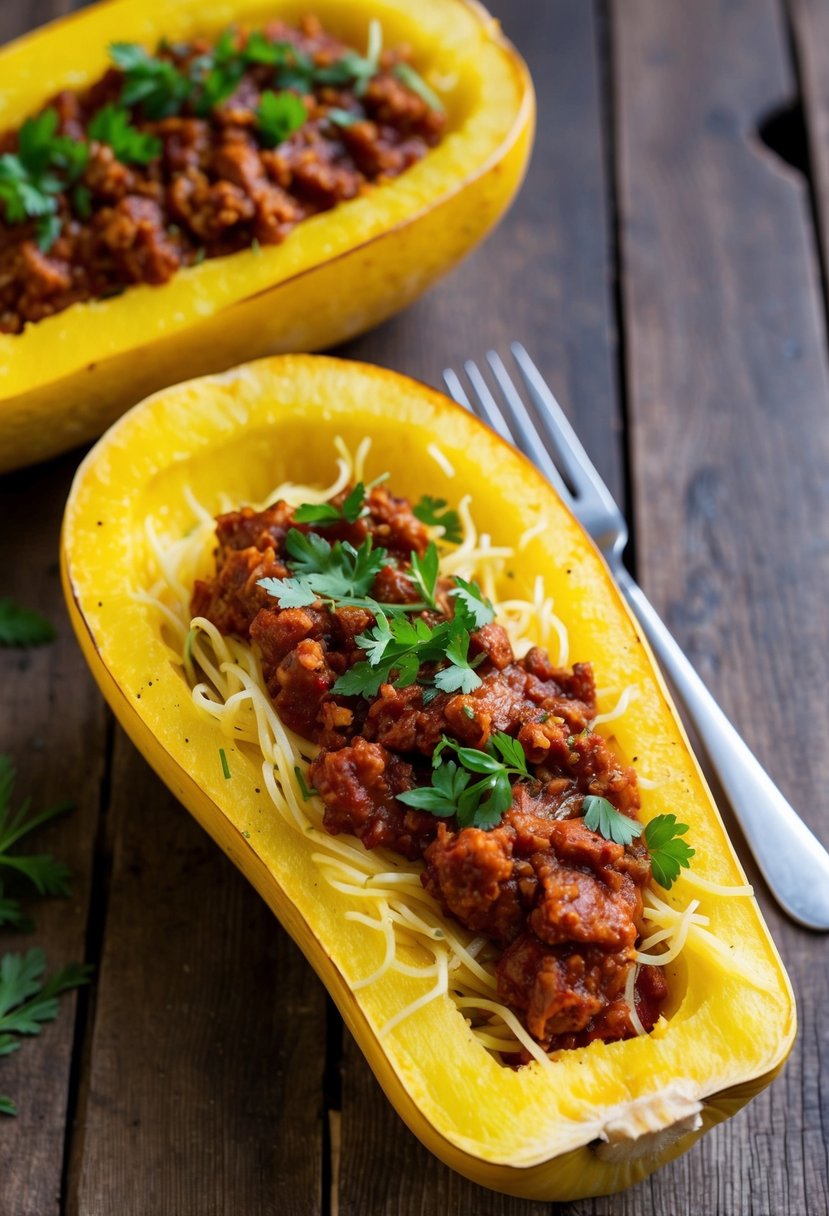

{"left": 0, "top": 0, "right": 534, "bottom": 473}
{"left": 60, "top": 355, "right": 795, "bottom": 1200}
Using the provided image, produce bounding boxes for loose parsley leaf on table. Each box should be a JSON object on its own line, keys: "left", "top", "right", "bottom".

{"left": 0, "top": 756, "right": 73, "bottom": 917}
{"left": 582, "top": 795, "right": 694, "bottom": 888}
{"left": 0, "top": 948, "right": 93, "bottom": 1117}
{"left": 399, "top": 732, "right": 529, "bottom": 830}
{"left": 0, "top": 599, "right": 55, "bottom": 648}
{"left": 412, "top": 496, "right": 463, "bottom": 544}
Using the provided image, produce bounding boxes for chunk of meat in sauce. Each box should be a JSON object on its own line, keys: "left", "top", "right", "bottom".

{"left": 309, "top": 737, "right": 436, "bottom": 860}
{"left": 496, "top": 933, "right": 634, "bottom": 1044}
{"left": 422, "top": 824, "right": 531, "bottom": 944}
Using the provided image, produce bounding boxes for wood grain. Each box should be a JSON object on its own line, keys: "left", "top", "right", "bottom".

{"left": 65, "top": 732, "right": 326, "bottom": 1216}
{"left": 0, "top": 452, "right": 108, "bottom": 1216}
{"left": 614, "top": 1, "right": 829, "bottom": 1213}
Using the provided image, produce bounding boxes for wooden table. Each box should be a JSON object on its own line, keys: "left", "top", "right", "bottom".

{"left": 2, "top": 1, "right": 829, "bottom": 1213}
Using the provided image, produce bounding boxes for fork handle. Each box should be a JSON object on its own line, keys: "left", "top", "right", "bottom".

{"left": 614, "top": 564, "right": 829, "bottom": 929}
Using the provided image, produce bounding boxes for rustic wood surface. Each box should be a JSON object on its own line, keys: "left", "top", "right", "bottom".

{"left": 0, "top": 1, "right": 827, "bottom": 1214}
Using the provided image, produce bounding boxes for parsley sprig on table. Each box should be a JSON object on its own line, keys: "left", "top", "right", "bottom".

{"left": 583, "top": 795, "right": 695, "bottom": 888}
{"left": 399, "top": 733, "right": 529, "bottom": 829}
{"left": 0, "top": 757, "right": 92, "bottom": 1116}
{"left": 0, "top": 599, "right": 55, "bottom": 648}
{"left": 0, "top": 949, "right": 92, "bottom": 1115}
{"left": 0, "top": 756, "right": 73, "bottom": 924}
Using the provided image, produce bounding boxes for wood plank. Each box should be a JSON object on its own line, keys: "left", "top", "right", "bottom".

{"left": 0, "top": 453, "right": 108, "bottom": 1216}
{"left": 67, "top": 732, "right": 326, "bottom": 1216}
{"left": 336, "top": 2, "right": 621, "bottom": 1212}
{"left": 614, "top": 1, "right": 829, "bottom": 1213}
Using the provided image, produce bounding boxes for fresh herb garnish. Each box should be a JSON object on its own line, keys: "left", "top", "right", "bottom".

{"left": 408, "top": 542, "right": 440, "bottom": 609}
{"left": 449, "top": 576, "right": 494, "bottom": 629}
{"left": 0, "top": 109, "right": 88, "bottom": 250}
{"left": 0, "top": 599, "right": 55, "bottom": 648}
{"left": 582, "top": 795, "right": 642, "bottom": 847}
{"left": 263, "top": 528, "right": 389, "bottom": 609}
{"left": 393, "top": 62, "right": 444, "bottom": 112}
{"left": 398, "top": 732, "right": 528, "bottom": 829}
{"left": 642, "top": 813, "right": 695, "bottom": 889}
{"left": 111, "top": 41, "right": 192, "bottom": 118}
{"left": 0, "top": 949, "right": 92, "bottom": 1116}
{"left": 582, "top": 795, "right": 694, "bottom": 888}
{"left": 294, "top": 766, "right": 317, "bottom": 801}
{"left": 313, "top": 19, "right": 382, "bottom": 96}
{"left": 87, "top": 103, "right": 162, "bottom": 165}
{"left": 0, "top": 756, "right": 73, "bottom": 913}
{"left": 327, "top": 107, "right": 361, "bottom": 129}
{"left": 294, "top": 482, "right": 367, "bottom": 526}
{"left": 219, "top": 748, "right": 231, "bottom": 779}
{"left": 412, "top": 496, "right": 463, "bottom": 544}
{"left": 191, "top": 29, "right": 247, "bottom": 115}
{"left": 256, "top": 89, "right": 307, "bottom": 147}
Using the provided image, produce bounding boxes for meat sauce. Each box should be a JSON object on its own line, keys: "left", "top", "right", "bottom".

{"left": 191, "top": 484, "right": 668, "bottom": 1055}
{"left": 0, "top": 16, "right": 445, "bottom": 334}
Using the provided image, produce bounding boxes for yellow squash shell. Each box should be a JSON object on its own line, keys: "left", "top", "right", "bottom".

{"left": 0, "top": 0, "right": 533, "bottom": 472}
{"left": 61, "top": 355, "right": 795, "bottom": 1200}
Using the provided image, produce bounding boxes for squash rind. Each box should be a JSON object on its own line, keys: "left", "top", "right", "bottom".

{"left": 0, "top": 0, "right": 534, "bottom": 473}
{"left": 61, "top": 354, "right": 796, "bottom": 1200}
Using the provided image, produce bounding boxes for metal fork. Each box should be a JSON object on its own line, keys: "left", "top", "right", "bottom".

{"left": 444, "top": 342, "right": 829, "bottom": 930}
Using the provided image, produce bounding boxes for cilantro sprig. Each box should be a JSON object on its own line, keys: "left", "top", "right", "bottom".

{"left": 398, "top": 732, "right": 529, "bottom": 829}
{"left": 259, "top": 528, "right": 390, "bottom": 610}
{"left": 413, "top": 496, "right": 463, "bottom": 544}
{"left": 582, "top": 795, "right": 695, "bottom": 888}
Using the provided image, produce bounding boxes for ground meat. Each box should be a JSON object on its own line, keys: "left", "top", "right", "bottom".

{"left": 191, "top": 480, "right": 662, "bottom": 1058}
{"left": 422, "top": 824, "right": 527, "bottom": 944}
{"left": 0, "top": 17, "right": 446, "bottom": 334}
{"left": 496, "top": 934, "right": 634, "bottom": 1045}
{"left": 310, "top": 737, "right": 435, "bottom": 860}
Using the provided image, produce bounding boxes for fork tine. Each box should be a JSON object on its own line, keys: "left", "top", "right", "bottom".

{"left": 509, "top": 341, "right": 616, "bottom": 510}
{"left": 441, "top": 367, "right": 474, "bottom": 413}
{"left": 460, "top": 360, "right": 516, "bottom": 445}
{"left": 483, "top": 351, "right": 572, "bottom": 501}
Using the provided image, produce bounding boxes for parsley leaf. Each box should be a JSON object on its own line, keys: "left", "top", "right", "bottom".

{"left": 449, "top": 576, "right": 494, "bottom": 629}
{"left": 0, "top": 109, "right": 88, "bottom": 250}
{"left": 643, "top": 814, "right": 695, "bottom": 888}
{"left": 399, "top": 732, "right": 527, "bottom": 829}
{"left": 412, "top": 496, "right": 463, "bottom": 544}
{"left": 88, "top": 104, "right": 162, "bottom": 165}
{"left": 582, "top": 795, "right": 643, "bottom": 847}
{"left": 111, "top": 42, "right": 192, "bottom": 119}
{"left": 433, "top": 630, "right": 480, "bottom": 693}
{"left": 313, "top": 19, "right": 382, "bottom": 97}
{"left": 259, "top": 529, "right": 388, "bottom": 609}
{"left": 0, "top": 756, "right": 73, "bottom": 901}
{"left": 408, "top": 542, "right": 440, "bottom": 609}
{"left": 0, "top": 949, "right": 92, "bottom": 1099}
{"left": 256, "top": 90, "right": 307, "bottom": 147}
{"left": 0, "top": 599, "right": 55, "bottom": 647}
{"left": 327, "top": 107, "right": 361, "bottom": 129}
{"left": 294, "top": 483, "right": 366, "bottom": 526}
{"left": 190, "top": 29, "right": 246, "bottom": 115}
{"left": 393, "top": 62, "right": 444, "bottom": 112}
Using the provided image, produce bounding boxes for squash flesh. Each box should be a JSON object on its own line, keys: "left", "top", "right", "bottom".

{"left": 61, "top": 355, "right": 795, "bottom": 1199}
{"left": 0, "top": 0, "right": 533, "bottom": 472}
